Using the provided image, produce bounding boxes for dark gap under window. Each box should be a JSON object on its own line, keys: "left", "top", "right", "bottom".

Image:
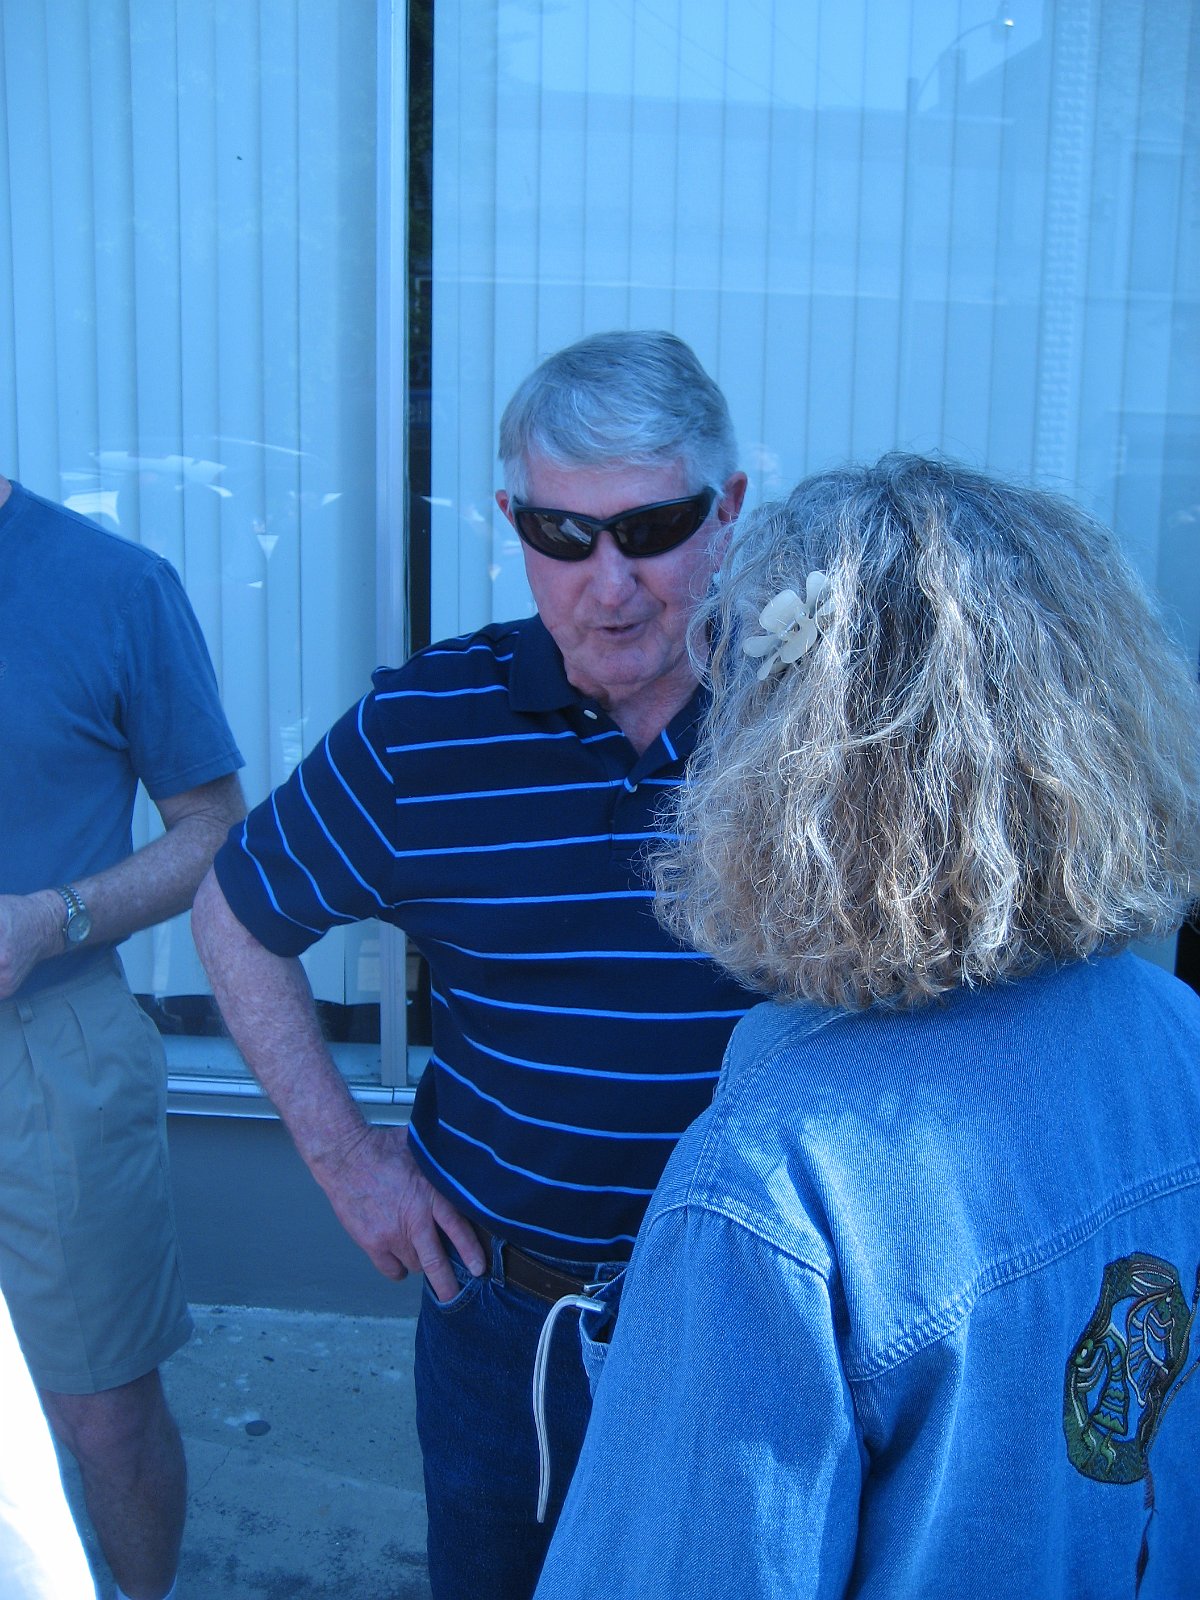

{"left": 139, "top": 994, "right": 381, "bottom": 1044}
{"left": 406, "top": 0, "right": 434, "bottom": 654}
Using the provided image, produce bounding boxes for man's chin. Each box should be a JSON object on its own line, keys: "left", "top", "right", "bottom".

{"left": 579, "top": 642, "right": 658, "bottom": 680}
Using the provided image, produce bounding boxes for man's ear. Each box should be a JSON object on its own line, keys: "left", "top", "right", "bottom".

{"left": 717, "top": 471, "right": 748, "bottom": 525}
{"left": 708, "top": 471, "right": 748, "bottom": 566}
{"left": 496, "top": 489, "right": 513, "bottom": 523}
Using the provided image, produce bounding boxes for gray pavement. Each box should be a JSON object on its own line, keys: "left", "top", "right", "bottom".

{"left": 61, "top": 1305, "right": 431, "bottom": 1600}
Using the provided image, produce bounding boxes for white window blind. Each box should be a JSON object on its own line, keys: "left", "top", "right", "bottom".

{"left": 0, "top": 0, "right": 380, "bottom": 1005}
{"left": 430, "top": 0, "right": 1198, "bottom": 672}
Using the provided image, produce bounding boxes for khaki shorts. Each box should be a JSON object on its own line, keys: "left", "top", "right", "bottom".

{"left": 0, "top": 954, "right": 191, "bottom": 1394}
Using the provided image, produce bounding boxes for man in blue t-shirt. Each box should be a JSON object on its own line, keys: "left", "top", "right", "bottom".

{"left": 0, "top": 473, "right": 245, "bottom": 1600}
{"left": 191, "top": 331, "right": 749, "bottom": 1599}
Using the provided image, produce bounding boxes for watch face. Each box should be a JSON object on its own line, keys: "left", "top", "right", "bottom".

{"left": 66, "top": 908, "right": 92, "bottom": 944}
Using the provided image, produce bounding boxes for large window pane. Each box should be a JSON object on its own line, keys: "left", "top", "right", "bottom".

{"left": 428, "top": 0, "right": 1199, "bottom": 679}
{"left": 0, "top": 1, "right": 380, "bottom": 1031}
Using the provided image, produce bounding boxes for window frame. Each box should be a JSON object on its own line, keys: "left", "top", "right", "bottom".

{"left": 165, "top": 0, "right": 417, "bottom": 1116}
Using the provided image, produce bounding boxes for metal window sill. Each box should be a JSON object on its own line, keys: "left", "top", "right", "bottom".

{"left": 163, "top": 1036, "right": 425, "bottom": 1121}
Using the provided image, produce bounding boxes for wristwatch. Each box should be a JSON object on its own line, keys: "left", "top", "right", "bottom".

{"left": 56, "top": 885, "right": 93, "bottom": 947}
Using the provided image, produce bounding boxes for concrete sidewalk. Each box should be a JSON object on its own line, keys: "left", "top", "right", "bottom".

{"left": 61, "top": 1305, "right": 431, "bottom": 1600}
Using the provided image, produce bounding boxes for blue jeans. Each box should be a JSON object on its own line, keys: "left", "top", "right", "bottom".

{"left": 414, "top": 1236, "right": 622, "bottom": 1600}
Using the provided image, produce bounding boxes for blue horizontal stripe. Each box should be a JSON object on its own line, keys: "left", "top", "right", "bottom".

{"left": 434, "top": 937, "right": 702, "bottom": 964}
{"left": 414, "top": 642, "right": 514, "bottom": 662}
{"left": 447, "top": 984, "right": 750, "bottom": 1022}
{"left": 375, "top": 683, "right": 508, "bottom": 701}
{"left": 439, "top": 1120, "right": 655, "bottom": 1196}
{"left": 433, "top": 1052, "right": 686, "bottom": 1139}
{"left": 400, "top": 889, "right": 653, "bottom": 907}
{"left": 448, "top": 1015, "right": 721, "bottom": 1082}
{"left": 387, "top": 729, "right": 577, "bottom": 754}
{"left": 407, "top": 1125, "right": 637, "bottom": 1250}
{"left": 395, "top": 778, "right": 622, "bottom": 806}
{"left": 391, "top": 831, "right": 672, "bottom": 861}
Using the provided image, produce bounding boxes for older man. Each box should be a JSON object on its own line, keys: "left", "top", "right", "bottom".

{"left": 192, "top": 330, "right": 750, "bottom": 1598}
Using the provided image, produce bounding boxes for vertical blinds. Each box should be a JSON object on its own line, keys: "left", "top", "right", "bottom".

{"left": 1, "top": 0, "right": 1195, "bottom": 1008}
{"left": 430, "top": 0, "right": 1198, "bottom": 670}
{"left": 0, "top": 0, "right": 378, "bottom": 1001}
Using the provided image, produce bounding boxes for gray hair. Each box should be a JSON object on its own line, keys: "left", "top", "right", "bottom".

{"left": 652, "top": 453, "right": 1200, "bottom": 1009}
{"left": 498, "top": 330, "right": 738, "bottom": 501}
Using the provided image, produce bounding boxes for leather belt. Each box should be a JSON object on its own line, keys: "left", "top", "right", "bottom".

{"left": 495, "top": 1240, "right": 596, "bottom": 1305}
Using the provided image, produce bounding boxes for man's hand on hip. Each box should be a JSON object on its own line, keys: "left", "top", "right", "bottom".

{"left": 315, "top": 1123, "right": 487, "bottom": 1302}
{"left": 0, "top": 892, "right": 64, "bottom": 999}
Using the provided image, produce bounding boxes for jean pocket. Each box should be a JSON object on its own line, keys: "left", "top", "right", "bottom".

{"left": 578, "top": 1270, "right": 625, "bottom": 1394}
{"left": 421, "top": 1256, "right": 489, "bottom": 1316}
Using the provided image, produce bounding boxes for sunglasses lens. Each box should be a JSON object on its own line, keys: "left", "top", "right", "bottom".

{"left": 611, "top": 491, "right": 715, "bottom": 557}
{"left": 512, "top": 489, "right": 716, "bottom": 562}
{"left": 513, "top": 508, "right": 598, "bottom": 561}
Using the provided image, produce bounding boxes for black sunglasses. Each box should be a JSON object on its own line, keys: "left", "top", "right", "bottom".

{"left": 511, "top": 488, "right": 717, "bottom": 563}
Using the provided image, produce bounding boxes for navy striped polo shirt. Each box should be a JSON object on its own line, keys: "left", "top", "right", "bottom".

{"left": 214, "top": 615, "right": 752, "bottom": 1260}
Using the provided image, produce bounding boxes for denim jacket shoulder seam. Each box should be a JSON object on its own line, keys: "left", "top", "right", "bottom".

{"left": 649, "top": 1194, "right": 834, "bottom": 1286}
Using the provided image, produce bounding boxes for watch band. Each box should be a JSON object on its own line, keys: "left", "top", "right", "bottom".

{"left": 55, "top": 885, "right": 93, "bottom": 947}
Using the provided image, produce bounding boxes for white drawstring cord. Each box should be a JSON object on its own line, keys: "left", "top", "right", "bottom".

{"left": 532, "top": 1292, "right": 605, "bottom": 1523}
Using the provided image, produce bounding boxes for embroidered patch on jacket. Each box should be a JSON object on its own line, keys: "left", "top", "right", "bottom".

{"left": 1063, "top": 1253, "right": 1193, "bottom": 1485}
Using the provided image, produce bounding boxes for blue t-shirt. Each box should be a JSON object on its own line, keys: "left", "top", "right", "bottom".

{"left": 0, "top": 481, "right": 243, "bottom": 993}
{"left": 536, "top": 953, "right": 1200, "bottom": 1599}
{"left": 214, "top": 617, "right": 752, "bottom": 1259}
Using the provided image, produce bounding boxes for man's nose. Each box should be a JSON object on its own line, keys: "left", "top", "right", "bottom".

{"left": 586, "top": 531, "right": 637, "bottom": 599}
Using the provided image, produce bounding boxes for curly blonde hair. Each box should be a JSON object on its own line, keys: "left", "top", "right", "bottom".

{"left": 652, "top": 454, "right": 1200, "bottom": 1009}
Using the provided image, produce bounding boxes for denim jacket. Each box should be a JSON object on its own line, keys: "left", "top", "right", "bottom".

{"left": 535, "top": 953, "right": 1200, "bottom": 1599}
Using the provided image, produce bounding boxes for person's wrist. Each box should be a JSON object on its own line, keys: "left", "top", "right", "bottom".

{"left": 55, "top": 884, "right": 95, "bottom": 949}
{"left": 308, "top": 1119, "right": 375, "bottom": 1185}
{"left": 30, "top": 889, "right": 70, "bottom": 959}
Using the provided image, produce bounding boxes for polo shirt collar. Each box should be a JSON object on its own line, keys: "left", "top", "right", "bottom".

{"left": 508, "top": 614, "right": 580, "bottom": 713}
{"left": 508, "top": 612, "right": 708, "bottom": 761}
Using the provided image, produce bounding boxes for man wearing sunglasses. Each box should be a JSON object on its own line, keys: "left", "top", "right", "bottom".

{"left": 192, "top": 330, "right": 749, "bottom": 1598}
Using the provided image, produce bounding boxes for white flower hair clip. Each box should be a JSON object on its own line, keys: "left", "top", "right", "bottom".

{"left": 742, "top": 572, "right": 834, "bottom": 679}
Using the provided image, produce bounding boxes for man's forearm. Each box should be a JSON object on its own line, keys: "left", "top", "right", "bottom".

{"left": 67, "top": 772, "right": 246, "bottom": 946}
{"left": 190, "top": 869, "right": 368, "bottom": 1175}
{"left": 0, "top": 772, "right": 245, "bottom": 999}
{"left": 192, "top": 867, "right": 486, "bottom": 1293}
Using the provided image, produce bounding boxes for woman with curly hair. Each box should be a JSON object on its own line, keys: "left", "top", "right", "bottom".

{"left": 534, "top": 454, "right": 1200, "bottom": 1599}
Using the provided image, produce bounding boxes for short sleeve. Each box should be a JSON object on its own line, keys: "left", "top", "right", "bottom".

{"left": 534, "top": 1204, "right": 863, "bottom": 1600}
{"left": 213, "top": 691, "right": 396, "bottom": 956}
{"left": 118, "top": 557, "right": 243, "bottom": 798}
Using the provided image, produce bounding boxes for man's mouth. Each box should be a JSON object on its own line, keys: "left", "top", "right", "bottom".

{"left": 593, "top": 616, "right": 650, "bottom": 635}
